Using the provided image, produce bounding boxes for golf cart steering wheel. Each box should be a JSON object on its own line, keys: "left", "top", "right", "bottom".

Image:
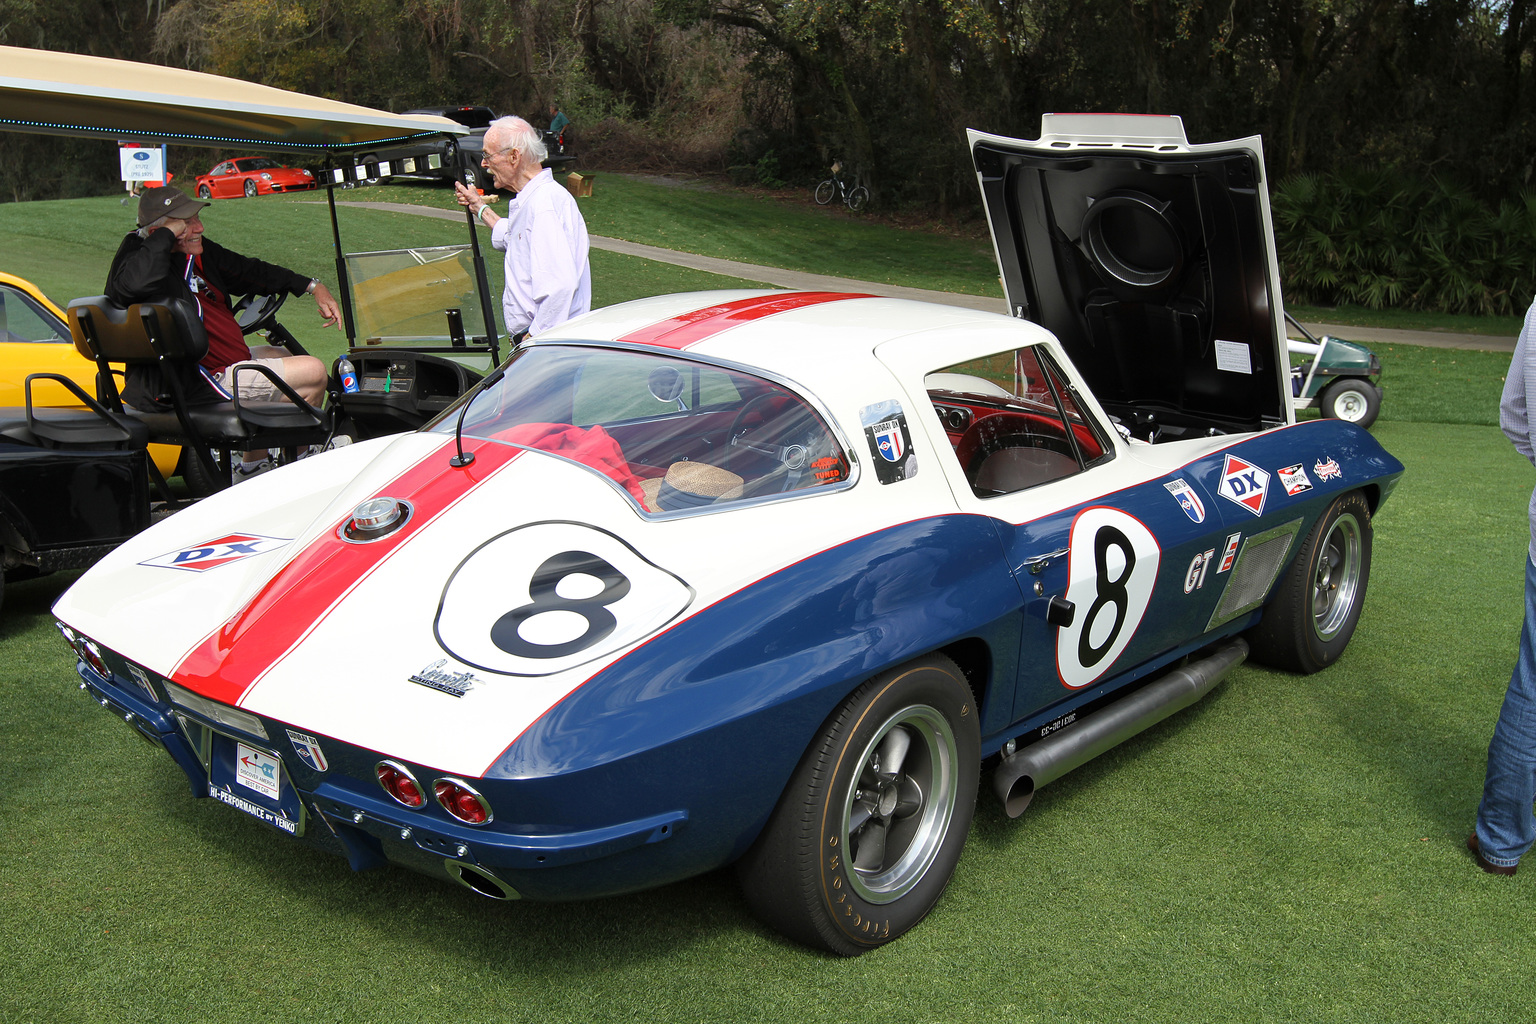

{"left": 233, "top": 292, "right": 286, "bottom": 335}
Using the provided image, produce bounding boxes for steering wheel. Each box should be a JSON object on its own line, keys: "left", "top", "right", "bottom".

{"left": 233, "top": 292, "right": 286, "bottom": 335}
{"left": 726, "top": 392, "right": 818, "bottom": 490}
{"left": 955, "top": 412, "right": 1051, "bottom": 478}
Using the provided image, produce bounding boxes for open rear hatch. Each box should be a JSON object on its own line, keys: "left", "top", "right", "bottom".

{"left": 969, "top": 113, "right": 1291, "bottom": 441}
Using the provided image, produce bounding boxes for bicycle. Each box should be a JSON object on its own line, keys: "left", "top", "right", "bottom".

{"left": 814, "top": 162, "right": 869, "bottom": 212}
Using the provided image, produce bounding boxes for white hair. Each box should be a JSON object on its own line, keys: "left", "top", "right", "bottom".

{"left": 486, "top": 115, "right": 548, "bottom": 164}
{"left": 137, "top": 214, "right": 170, "bottom": 239}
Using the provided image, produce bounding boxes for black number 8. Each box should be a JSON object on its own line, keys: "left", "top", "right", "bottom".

{"left": 1078, "top": 526, "right": 1135, "bottom": 669}
{"left": 491, "top": 550, "right": 632, "bottom": 659}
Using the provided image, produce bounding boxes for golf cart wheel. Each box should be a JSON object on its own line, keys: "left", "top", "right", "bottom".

{"left": 177, "top": 447, "right": 227, "bottom": 497}
{"left": 737, "top": 654, "right": 979, "bottom": 955}
{"left": 1320, "top": 378, "right": 1381, "bottom": 428}
{"left": 1249, "top": 490, "right": 1372, "bottom": 674}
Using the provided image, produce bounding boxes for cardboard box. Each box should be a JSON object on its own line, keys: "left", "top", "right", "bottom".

{"left": 566, "top": 172, "right": 594, "bottom": 198}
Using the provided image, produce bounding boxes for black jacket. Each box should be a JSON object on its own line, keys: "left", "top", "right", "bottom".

{"left": 104, "top": 228, "right": 312, "bottom": 409}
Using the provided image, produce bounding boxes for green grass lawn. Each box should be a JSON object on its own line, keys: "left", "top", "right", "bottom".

{"left": 1, "top": 181, "right": 1533, "bottom": 1022}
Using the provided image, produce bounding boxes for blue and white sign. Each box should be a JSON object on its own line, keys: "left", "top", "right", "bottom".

{"left": 118, "top": 143, "right": 166, "bottom": 183}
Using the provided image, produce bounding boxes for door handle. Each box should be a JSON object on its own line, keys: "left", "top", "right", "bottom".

{"left": 1021, "top": 547, "right": 1070, "bottom": 575}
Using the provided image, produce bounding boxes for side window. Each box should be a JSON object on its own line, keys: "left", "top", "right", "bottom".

{"left": 926, "top": 345, "right": 1112, "bottom": 497}
{"left": 0, "top": 285, "right": 67, "bottom": 344}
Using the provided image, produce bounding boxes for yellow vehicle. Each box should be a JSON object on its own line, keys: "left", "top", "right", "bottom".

{"left": 0, "top": 271, "right": 179, "bottom": 476}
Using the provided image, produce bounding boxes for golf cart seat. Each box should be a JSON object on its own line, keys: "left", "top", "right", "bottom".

{"left": 0, "top": 372, "right": 150, "bottom": 450}
{"left": 66, "top": 295, "right": 330, "bottom": 488}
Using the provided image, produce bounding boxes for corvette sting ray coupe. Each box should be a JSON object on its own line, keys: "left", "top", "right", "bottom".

{"left": 53, "top": 114, "right": 1403, "bottom": 955}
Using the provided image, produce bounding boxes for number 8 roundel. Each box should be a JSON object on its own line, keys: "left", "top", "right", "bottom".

{"left": 435, "top": 522, "right": 693, "bottom": 676}
{"left": 1055, "top": 507, "right": 1161, "bottom": 689}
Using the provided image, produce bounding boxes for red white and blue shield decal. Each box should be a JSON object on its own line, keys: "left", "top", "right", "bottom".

{"left": 875, "top": 426, "right": 904, "bottom": 463}
{"left": 1163, "top": 478, "right": 1206, "bottom": 523}
{"left": 285, "top": 730, "right": 329, "bottom": 772}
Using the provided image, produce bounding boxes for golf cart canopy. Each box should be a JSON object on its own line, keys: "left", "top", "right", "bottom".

{"left": 969, "top": 113, "right": 1291, "bottom": 440}
{"left": 0, "top": 45, "right": 466, "bottom": 152}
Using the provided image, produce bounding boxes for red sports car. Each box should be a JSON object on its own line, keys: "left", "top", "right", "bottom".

{"left": 194, "top": 157, "right": 316, "bottom": 199}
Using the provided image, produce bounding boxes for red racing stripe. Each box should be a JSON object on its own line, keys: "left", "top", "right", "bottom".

{"left": 617, "top": 291, "right": 875, "bottom": 350}
{"left": 172, "top": 438, "right": 524, "bottom": 706}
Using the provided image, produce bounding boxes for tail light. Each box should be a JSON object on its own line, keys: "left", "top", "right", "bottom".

{"left": 434, "top": 777, "right": 492, "bottom": 825}
{"left": 59, "top": 625, "right": 110, "bottom": 679}
{"left": 376, "top": 761, "right": 426, "bottom": 808}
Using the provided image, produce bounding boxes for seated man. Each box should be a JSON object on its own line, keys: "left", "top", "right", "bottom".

{"left": 106, "top": 185, "right": 341, "bottom": 477}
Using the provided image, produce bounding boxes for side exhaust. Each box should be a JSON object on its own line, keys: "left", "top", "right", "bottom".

{"left": 992, "top": 638, "right": 1249, "bottom": 817}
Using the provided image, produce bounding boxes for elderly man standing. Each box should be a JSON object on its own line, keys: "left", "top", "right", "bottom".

{"left": 454, "top": 116, "right": 591, "bottom": 341}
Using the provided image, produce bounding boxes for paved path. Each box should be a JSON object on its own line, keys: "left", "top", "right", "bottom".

{"left": 334, "top": 200, "right": 1516, "bottom": 352}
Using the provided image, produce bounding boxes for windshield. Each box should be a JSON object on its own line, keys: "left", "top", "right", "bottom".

{"left": 431, "top": 345, "right": 852, "bottom": 513}
{"left": 233, "top": 158, "right": 283, "bottom": 172}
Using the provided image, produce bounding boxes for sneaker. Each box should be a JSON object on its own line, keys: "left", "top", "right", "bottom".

{"left": 234, "top": 459, "right": 272, "bottom": 481}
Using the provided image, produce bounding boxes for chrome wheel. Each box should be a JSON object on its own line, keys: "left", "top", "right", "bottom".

{"left": 1311, "top": 512, "right": 1362, "bottom": 641}
{"left": 843, "top": 704, "right": 959, "bottom": 903}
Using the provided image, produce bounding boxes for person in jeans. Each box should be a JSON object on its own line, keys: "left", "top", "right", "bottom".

{"left": 1472, "top": 296, "right": 1536, "bottom": 875}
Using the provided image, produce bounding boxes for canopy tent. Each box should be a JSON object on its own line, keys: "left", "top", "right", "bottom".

{"left": 0, "top": 45, "right": 466, "bottom": 152}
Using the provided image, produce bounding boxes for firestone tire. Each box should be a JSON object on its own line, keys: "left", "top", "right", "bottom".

{"left": 1248, "top": 490, "right": 1373, "bottom": 674}
{"left": 736, "top": 654, "right": 979, "bottom": 955}
{"left": 1320, "top": 378, "right": 1381, "bottom": 428}
{"left": 848, "top": 186, "right": 869, "bottom": 212}
{"left": 814, "top": 180, "right": 836, "bottom": 205}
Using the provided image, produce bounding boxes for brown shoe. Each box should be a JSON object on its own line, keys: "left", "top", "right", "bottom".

{"left": 1468, "top": 833, "right": 1518, "bottom": 876}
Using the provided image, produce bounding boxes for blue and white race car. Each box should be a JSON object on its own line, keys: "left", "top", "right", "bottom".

{"left": 53, "top": 114, "right": 1403, "bottom": 955}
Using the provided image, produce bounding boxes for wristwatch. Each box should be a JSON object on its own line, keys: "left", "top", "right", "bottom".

{"left": 306, "top": 279, "right": 319, "bottom": 295}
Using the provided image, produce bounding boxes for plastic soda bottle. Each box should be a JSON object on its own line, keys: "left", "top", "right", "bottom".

{"left": 338, "top": 356, "right": 359, "bottom": 394}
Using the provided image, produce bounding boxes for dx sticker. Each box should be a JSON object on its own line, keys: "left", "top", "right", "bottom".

{"left": 435, "top": 522, "right": 693, "bottom": 676}
{"left": 1055, "top": 507, "right": 1161, "bottom": 690}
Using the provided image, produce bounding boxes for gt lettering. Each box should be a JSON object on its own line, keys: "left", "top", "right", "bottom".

{"left": 1055, "top": 507, "right": 1161, "bottom": 689}
{"left": 1184, "top": 548, "right": 1216, "bottom": 594}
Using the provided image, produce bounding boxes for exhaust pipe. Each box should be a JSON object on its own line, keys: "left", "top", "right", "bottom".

{"left": 992, "top": 638, "right": 1249, "bottom": 817}
{"left": 445, "top": 859, "right": 522, "bottom": 900}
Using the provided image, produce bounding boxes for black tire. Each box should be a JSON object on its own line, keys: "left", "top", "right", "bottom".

{"left": 360, "top": 155, "right": 383, "bottom": 186}
{"left": 243, "top": 179, "right": 258, "bottom": 198}
{"left": 197, "top": 184, "right": 212, "bottom": 199}
{"left": 737, "top": 654, "right": 979, "bottom": 955}
{"left": 1319, "top": 378, "right": 1381, "bottom": 428}
{"left": 1249, "top": 490, "right": 1373, "bottom": 673}
{"left": 177, "top": 447, "right": 227, "bottom": 497}
{"left": 814, "top": 180, "right": 836, "bottom": 205}
{"left": 847, "top": 186, "right": 869, "bottom": 212}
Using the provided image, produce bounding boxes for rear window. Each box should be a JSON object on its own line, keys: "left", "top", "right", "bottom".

{"left": 434, "top": 345, "right": 851, "bottom": 513}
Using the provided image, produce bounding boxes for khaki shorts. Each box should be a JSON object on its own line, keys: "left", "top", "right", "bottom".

{"left": 213, "top": 356, "right": 288, "bottom": 400}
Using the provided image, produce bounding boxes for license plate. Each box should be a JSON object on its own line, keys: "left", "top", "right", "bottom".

{"left": 208, "top": 734, "right": 304, "bottom": 835}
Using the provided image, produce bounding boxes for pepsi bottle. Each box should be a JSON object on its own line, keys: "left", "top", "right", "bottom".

{"left": 338, "top": 356, "right": 359, "bottom": 394}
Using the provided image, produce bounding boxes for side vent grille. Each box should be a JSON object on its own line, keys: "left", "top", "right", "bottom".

{"left": 1207, "top": 518, "right": 1304, "bottom": 630}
